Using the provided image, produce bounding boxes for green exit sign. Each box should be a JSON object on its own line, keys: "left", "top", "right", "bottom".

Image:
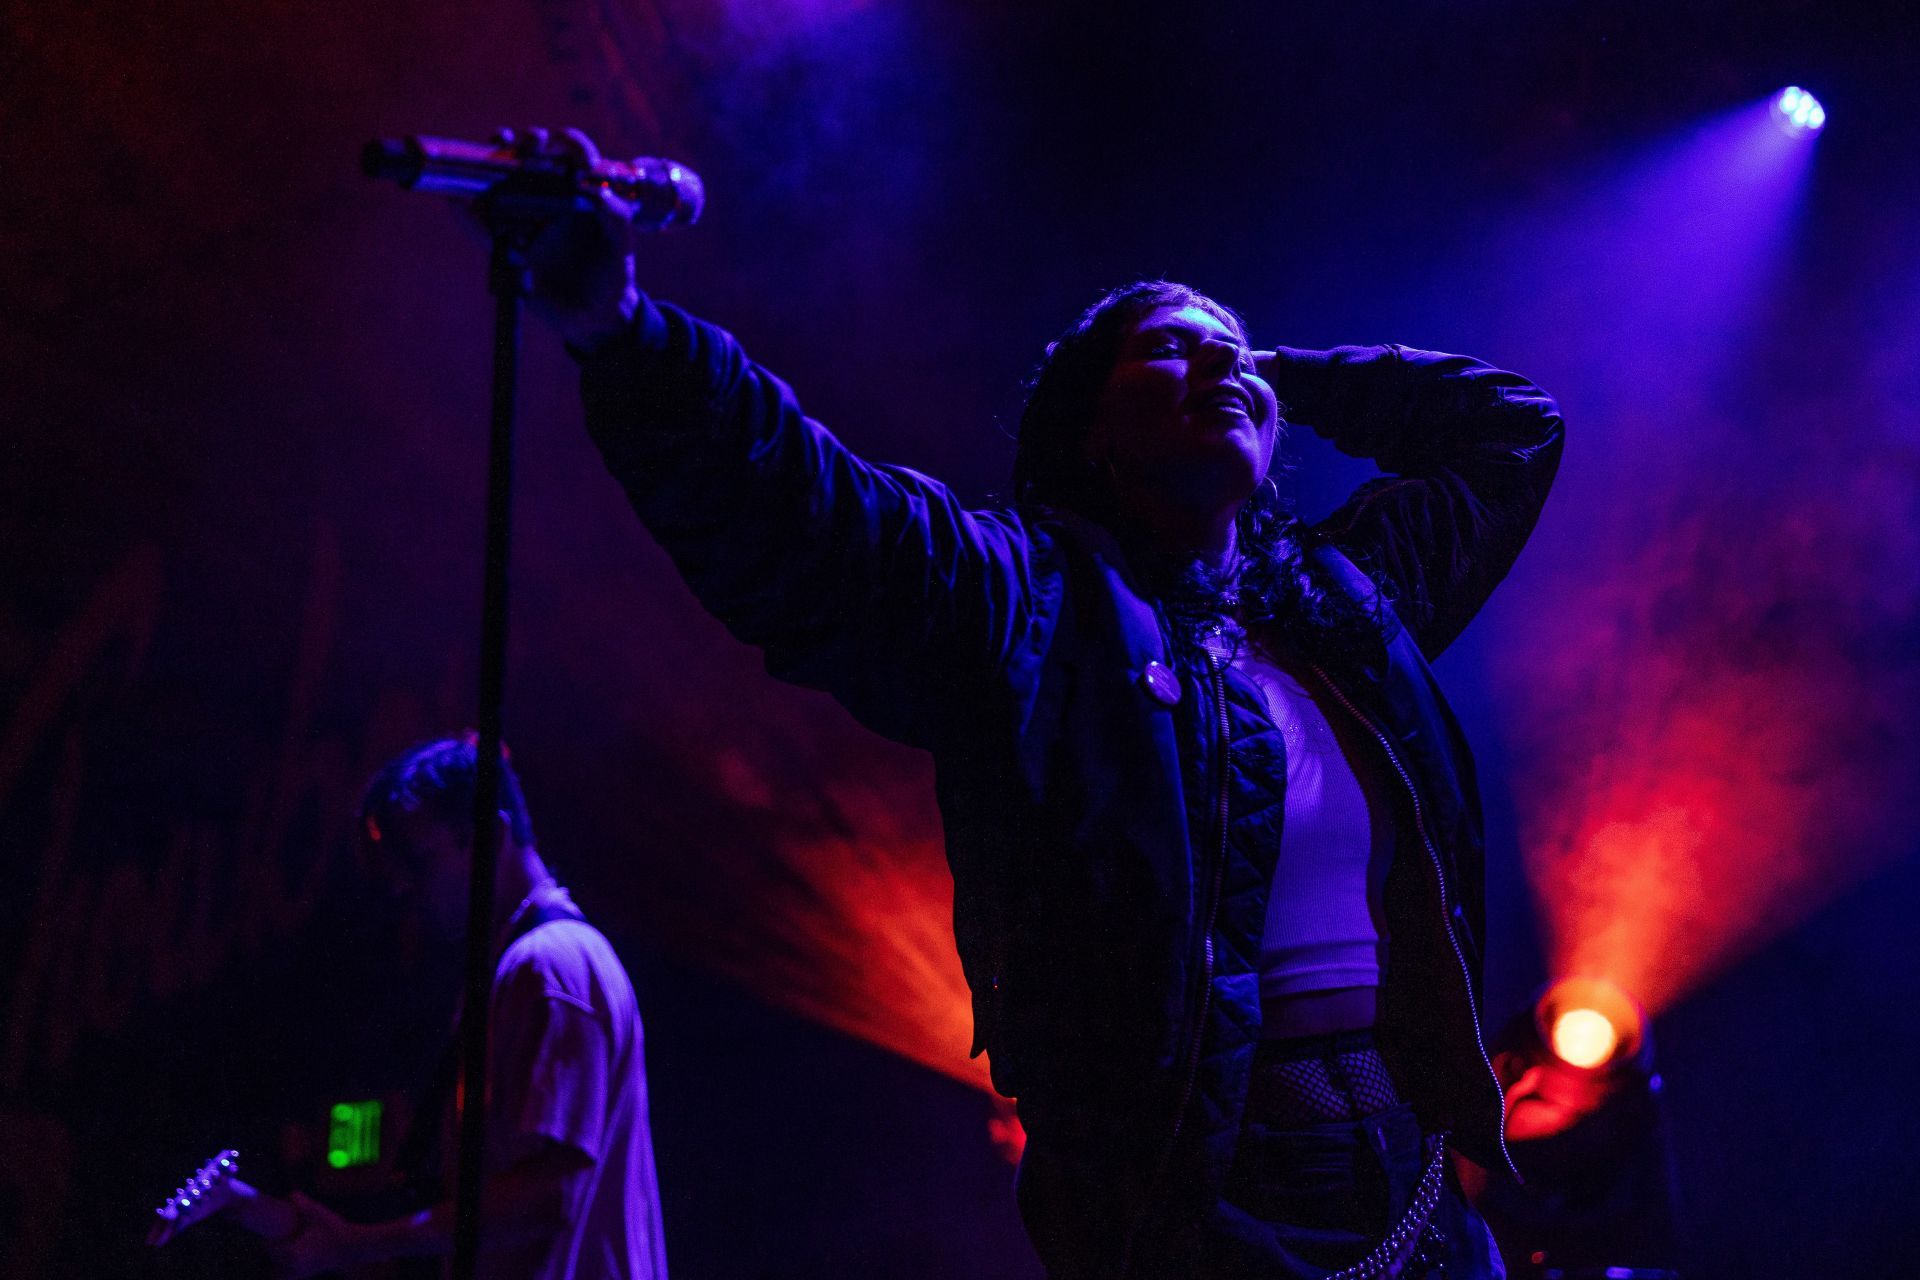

{"left": 326, "top": 1099, "right": 383, "bottom": 1169}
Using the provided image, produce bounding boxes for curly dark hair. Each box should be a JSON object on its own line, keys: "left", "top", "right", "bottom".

{"left": 1012, "top": 280, "right": 1386, "bottom": 659}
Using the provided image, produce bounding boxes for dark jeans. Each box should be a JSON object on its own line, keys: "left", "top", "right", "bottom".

{"left": 1198, "top": 1101, "right": 1505, "bottom": 1279}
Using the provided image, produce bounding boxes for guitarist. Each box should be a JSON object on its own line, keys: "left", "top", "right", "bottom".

{"left": 272, "top": 736, "right": 669, "bottom": 1279}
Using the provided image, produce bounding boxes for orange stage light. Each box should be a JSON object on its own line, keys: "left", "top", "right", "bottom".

{"left": 1550, "top": 1009, "right": 1617, "bottom": 1070}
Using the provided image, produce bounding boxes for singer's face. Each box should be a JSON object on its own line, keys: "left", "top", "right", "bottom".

{"left": 1085, "top": 304, "right": 1280, "bottom": 519}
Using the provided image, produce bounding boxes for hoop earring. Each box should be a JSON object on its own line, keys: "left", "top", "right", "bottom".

{"left": 1258, "top": 475, "right": 1281, "bottom": 504}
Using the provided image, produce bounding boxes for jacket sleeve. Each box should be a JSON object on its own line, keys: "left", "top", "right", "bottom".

{"left": 1272, "top": 344, "right": 1565, "bottom": 659}
{"left": 573, "top": 296, "right": 1036, "bottom": 748}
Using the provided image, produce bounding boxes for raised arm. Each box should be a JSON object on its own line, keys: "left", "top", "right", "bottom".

{"left": 475, "top": 128, "right": 1038, "bottom": 747}
{"left": 1259, "top": 344, "right": 1565, "bottom": 658}
{"left": 571, "top": 300, "right": 1035, "bottom": 746}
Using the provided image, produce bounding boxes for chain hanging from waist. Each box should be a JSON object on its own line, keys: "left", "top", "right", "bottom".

{"left": 1245, "top": 1030, "right": 1451, "bottom": 1280}
{"left": 1327, "top": 1134, "right": 1449, "bottom": 1280}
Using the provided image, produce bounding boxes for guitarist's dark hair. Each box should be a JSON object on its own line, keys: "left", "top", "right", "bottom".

{"left": 359, "top": 733, "right": 536, "bottom": 852}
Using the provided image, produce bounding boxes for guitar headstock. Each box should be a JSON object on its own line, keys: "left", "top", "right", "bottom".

{"left": 146, "top": 1149, "right": 242, "bottom": 1247}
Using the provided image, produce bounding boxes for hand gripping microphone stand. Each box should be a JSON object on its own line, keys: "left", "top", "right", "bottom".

{"left": 363, "top": 134, "right": 701, "bottom": 1280}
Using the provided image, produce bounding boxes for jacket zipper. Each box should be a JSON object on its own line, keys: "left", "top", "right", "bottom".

{"left": 1119, "top": 625, "right": 1234, "bottom": 1277}
{"left": 1175, "top": 628, "right": 1234, "bottom": 1139}
{"left": 1306, "top": 662, "right": 1519, "bottom": 1181}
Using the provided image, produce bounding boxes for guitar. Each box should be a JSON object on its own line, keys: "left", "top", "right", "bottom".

{"left": 146, "top": 1149, "right": 302, "bottom": 1248}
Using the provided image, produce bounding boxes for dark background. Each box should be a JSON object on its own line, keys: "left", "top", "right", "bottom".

{"left": 4, "top": 1, "right": 1918, "bottom": 1275}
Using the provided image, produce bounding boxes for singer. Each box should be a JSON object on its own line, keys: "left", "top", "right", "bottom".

{"left": 514, "top": 127, "right": 1562, "bottom": 1279}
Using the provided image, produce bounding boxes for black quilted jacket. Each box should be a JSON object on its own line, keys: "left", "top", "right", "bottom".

{"left": 577, "top": 298, "right": 1564, "bottom": 1277}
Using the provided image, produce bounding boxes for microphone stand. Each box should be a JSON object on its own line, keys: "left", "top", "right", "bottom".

{"left": 448, "top": 175, "right": 591, "bottom": 1280}
{"left": 366, "top": 135, "right": 698, "bottom": 1274}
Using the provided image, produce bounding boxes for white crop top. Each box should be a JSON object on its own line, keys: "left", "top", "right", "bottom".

{"left": 1234, "top": 645, "right": 1394, "bottom": 1008}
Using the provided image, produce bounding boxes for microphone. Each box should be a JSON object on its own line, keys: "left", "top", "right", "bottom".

{"left": 362, "top": 135, "right": 704, "bottom": 231}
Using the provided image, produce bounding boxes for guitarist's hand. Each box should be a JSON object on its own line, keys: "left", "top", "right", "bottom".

{"left": 269, "top": 1191, "right": 368, "bottom": 1279}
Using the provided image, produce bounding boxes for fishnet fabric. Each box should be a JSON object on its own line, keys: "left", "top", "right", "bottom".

{"left": 1246, "top": 1039, "right": 1402, "bottom": 1128}
{"left": 1334, "top": 1046, "right": 1400, "bottom": 1114}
